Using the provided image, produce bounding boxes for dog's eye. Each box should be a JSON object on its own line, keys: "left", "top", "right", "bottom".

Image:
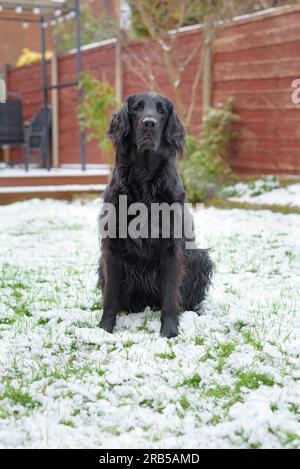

{"left": 157, "top": 104, "right": 165, "bottom": 114}
{"left": 133, "top": 102, "right": 143, "bottom": 112}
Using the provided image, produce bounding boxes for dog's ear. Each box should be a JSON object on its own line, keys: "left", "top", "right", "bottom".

{"left": 108, "top": 95, "right": 134, "bottom": 154}
{"left": 164, "top": 100, "right": 185, "bottom": 156}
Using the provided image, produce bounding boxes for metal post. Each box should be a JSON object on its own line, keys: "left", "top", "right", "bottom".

{"left": 40, "top": 15, "right": 50, "bottom": 171}
{"left": 75, "top": 0, "right": 86, "bottom": 171}
{"left": 51, "top": 53, "right": 60, "bottom": 168}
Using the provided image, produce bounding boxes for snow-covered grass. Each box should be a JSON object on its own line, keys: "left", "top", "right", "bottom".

{"left": 0, "top": 198, "right": 299, "bottom": 449}
{"left": 222, "top": 176, "right": 300, "bottom": 208}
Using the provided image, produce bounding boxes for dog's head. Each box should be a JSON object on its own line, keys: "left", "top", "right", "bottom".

{"left": 108, "top": 92, "right": 185, "bottom": 158}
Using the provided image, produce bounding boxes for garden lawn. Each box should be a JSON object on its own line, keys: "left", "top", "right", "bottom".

{"left": 0, "top": 198, "right": 299, "bottom": 449}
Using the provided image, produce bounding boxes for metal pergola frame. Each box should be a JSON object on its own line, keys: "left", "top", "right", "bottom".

{"left": 0, "top": 0, "right": 86, "bottom": 171}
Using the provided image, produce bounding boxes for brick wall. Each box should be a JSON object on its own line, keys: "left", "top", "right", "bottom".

{"left": 0, "top": 11, "right": 52, "bottom": 68}
{"left": 0, "top": 0, "right": 119, "bottom": 68}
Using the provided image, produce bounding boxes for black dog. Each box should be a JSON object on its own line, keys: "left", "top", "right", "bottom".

{"left": 98, "top": 92, "right": 213, "bottom": 338}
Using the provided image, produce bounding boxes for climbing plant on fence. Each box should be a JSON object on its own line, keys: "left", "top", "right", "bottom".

{"left": 78, "top": 74, "right": 121, "bottom": 166}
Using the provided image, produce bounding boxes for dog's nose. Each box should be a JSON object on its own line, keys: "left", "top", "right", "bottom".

{"left": 142, "top": 117, "right": 157, "bottom": 129}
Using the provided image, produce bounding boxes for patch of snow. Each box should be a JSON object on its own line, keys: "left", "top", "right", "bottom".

{"left": 0, "top": 199, "right": 299, "bottom": 448}
{"left": 224, "top": 178, "right": 300, "bottom": 207}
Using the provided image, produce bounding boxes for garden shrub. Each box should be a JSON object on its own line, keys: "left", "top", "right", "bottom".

{"left": 180, "top": 98, "right": 239, "bottom": 203}
{"left": 78, "top": 74, "right": 120, "bottom": 166}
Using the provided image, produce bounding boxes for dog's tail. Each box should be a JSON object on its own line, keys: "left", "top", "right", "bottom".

{"left": 182, "top": 249, "right": 214, "bottom": 311}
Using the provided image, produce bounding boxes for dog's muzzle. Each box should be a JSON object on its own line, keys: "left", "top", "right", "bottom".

{"left": 142, "top": 117, "right": 158, "bottom": 129}
{"left": 137, "top": 117, "right": 160, "bottom": 151}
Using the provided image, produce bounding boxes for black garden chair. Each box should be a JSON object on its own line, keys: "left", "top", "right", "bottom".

{"left": 24, "top": 107, "right": 52, "bottom": 170}
{"left": 0, "top": 100, "right": 51, "bottom": 171}
{"left": 0, "top": 99, "right": 27, "bottom": 166}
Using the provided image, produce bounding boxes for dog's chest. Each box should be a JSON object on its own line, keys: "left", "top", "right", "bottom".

{"left": 105, "top": 165, "right": 185, "bottom": 262}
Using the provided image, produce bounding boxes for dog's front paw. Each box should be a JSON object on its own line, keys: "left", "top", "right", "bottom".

{"left": 160, "top": 316, "right": 178, "bottom": 338}
{"left": 98, "top": 314, "right": 116, "bottom": 334}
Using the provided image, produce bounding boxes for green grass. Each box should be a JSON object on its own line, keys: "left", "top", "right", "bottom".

{"left": 218, "top": 343, "right": 235, "bottom": 358}
{"left": 234, "top": 320, "right": 248, "bottom": 332}
{"left": 102, "top": 425, "right": 121, "bottom": 436}
{"left": 209, "top": 415, "right": 222, "bottom": 426}
{"left": 181, "top": 374, "right": 202, "bottom": 389}
{"left": 205, "top": 385, "right": 231, "bottom": 399}
{"left": 203, "top": 372, "right": 275, "bottom": 410}
{"left": 0, "top": 384, "right": 41, "bottom": 411}
{"left": 0, "top": 317, "right": 15, "bottom": 325}
{"left": 60, "top": 419, "right": 75, "bottom": 427}
{"left": 136, "top": 317, "right": 153, "bottom": 334}
{"left": 37, "top": 318, "right": 50, "bottom": 326}
{"left": 199, "top": 349, "right": 214, "bottom": 362}
{"left": 284, "top": 432, "right": 300, "bottom": 446}
{"left": 179, "top": 395, "right": 190, "bottom": 411}
{"left": 235, "top": 371, "right": 275, "bottom": 391}
{"left": 155, "top": 351, "right": 176, "bottom": 360}
{"left": 271, "top": 403, "right": 278, "bottom": 412}
{"left": 139, "top": 399, "right": 155, "bottom": 409}
{"left": 289, "top": 403, "right": 299, "bottom": 415}
{"left": 215, "top": 343, "right": 235, "bottom": 373}
{"left": 123, "top": 340, "right": 135, "bottom": 348}
{"left": 243, "top": 331, "right": 263, "bottom": 351}
{"left": 195, "top": 336, "right": 204, "bottom": 346}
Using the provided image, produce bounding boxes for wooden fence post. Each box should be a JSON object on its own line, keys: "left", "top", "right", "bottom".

{"left": 115, "top": 2, "right": 123, "bottom": 103}
{"left": 0, "top": 65, "right": 7, "bottom": 103}
{"left": 202, "top": 16, "right": 214, "bottom": 115}
{"left": 115, "top": 37, "right": 123, "bottom": 103}
{"left": 1, "top": 65, "right": 9, "bottom": 163}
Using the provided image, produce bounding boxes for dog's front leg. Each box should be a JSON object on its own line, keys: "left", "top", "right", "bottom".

{"left": 160, "top": 253, "right": 182, "bottom": 338}
{"left": 99, "top": 252, "right": 122, "bottom": 333}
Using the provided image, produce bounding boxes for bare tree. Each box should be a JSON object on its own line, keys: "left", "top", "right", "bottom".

{"left": 122, "top": 0, "right": 299, "bottom": 131}
{"left": 123, "top": 1, "right": 206, "bottom": 130}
